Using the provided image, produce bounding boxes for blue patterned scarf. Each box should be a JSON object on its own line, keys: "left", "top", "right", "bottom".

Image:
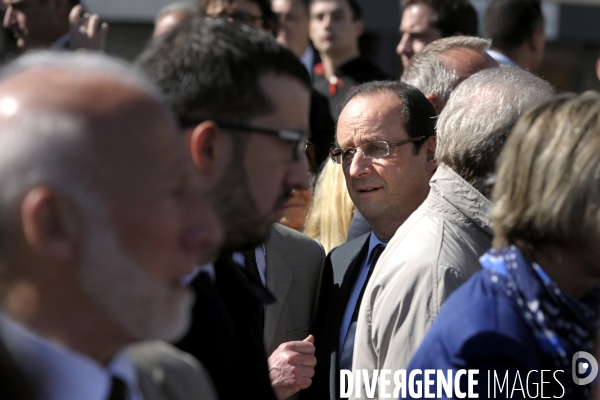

{"left": 480, "top": 246, "right": 600, "bottom": 399}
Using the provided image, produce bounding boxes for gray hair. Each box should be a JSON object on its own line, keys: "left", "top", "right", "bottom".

{"left": 401, "top": 36, "right": 491, "bottom": 103}
{"left": 436, "top": 67, "right": 555, "bottom": 195}
{"left": 155, "top": 2, "right": 196, "bottom": 23}
{"left": 0, "top": 52, "right": 163, "bottom": 252}
{"left": 0, "top": 51, "right": 161, "bottom": 100}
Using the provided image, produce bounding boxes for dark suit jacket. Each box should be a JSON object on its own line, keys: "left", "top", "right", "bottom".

{"left": 176, "top": 255, "right": 277, "bottom": 400}
{"left": 302, "top": 233, "right": 370, "bottom": 400}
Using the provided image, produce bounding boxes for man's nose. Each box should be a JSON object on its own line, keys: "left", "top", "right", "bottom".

{"left": 396, "top": 34, "right": 411, "bottom": 57}
{"left": 287, "top": 155, "right": 311, "bottom": 191}
{"left": 348, "top": 149, "right": 372, "bottom": 179}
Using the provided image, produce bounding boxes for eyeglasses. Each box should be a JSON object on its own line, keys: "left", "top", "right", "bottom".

{"left": 206, "top": 11, "right": 263, "bottom": 25}
{"left": 179, "top": 118, "right": 309, "bottom": 161}
{"left": 329, "top": 136, "right": 426, "bottom": 165}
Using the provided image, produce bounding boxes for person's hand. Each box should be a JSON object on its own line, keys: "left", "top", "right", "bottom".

{"left": 69, "top": 5, "right": 109, "bottom": 51}
{"left": 268, "top": 335, "right": 317, "bottom": 400}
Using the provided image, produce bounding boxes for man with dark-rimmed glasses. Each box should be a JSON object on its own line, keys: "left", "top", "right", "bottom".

{"left": 137, "top": 17, "right": 326, "bottom": 400}
{"left": 304, "top": 80, "right": 437, "bottom": 400}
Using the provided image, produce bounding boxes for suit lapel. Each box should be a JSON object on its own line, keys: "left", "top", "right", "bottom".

{"left": 263, "top": 228, "right": 293, "bottom": 351}
{"left": 332, "top": 234, "right": 370, "bottom": 331}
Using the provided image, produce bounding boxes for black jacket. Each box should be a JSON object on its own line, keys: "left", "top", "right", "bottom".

{"left": 176, "top": 255, "right": 277, "bottom": 400}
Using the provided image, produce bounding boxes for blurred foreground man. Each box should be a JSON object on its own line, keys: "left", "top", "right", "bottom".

{"left": 304, "top": 81, "right": 437, "bottom": 400}
{"left": 0, "top": 52, "right": 223, "bottom": 400}
{"left": 138, "top": 18, "right": 320, "bottom": 400}
{"left": 351, "top": 67, "right": 555, "bottom": 399}
{"left": 397, "top": 0, "right": 478, "bottom": 70}
{"left": 3, "top": 0, "right": 108, "bottom": 51}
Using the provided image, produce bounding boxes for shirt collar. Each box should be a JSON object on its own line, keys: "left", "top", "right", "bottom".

{"left": 487, "top": 50, "right": 518, "bottom": 67}
{"left": 429, "top": 164, "right": 494, "bottom": 236}
{"left": 366, "top": 231, "right": 387, "bottom": 262}
{"left": 0, "top": 313, "right": 141, "bottom": 400}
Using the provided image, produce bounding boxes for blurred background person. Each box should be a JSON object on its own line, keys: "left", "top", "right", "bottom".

{"left": 272, "top": 0, "right": 335, "bottom": 167}
{"left": 200, "top": 0, "right": 278, "bottom": 33}
{"left": 303, "top": 159, "right": 355, "bottom": 254}
{"left": 309, "top": 0, "right": 389, "bottom": 119}
{"left": 272, "top": 0, "right": 318, "bottom": 77}
{"left": 484, "top": 0, "right": 545, "bottom": 71}
{"left": 406, "top": 92, "right": 600, "bottom": 399}
{"left": 397, "top": 0, "right": 478, "bottom": 71}
{"left": 278, "top": 145, "right": 318, "bottom": 232}
{"left": 153, "top": 2, "right": 196, "bottom": 37}
{"left": 3, "top": 0, "right": 108, "bottom": 51}
{"left": 401, "top": 36, "right": 498, "bottom": 113}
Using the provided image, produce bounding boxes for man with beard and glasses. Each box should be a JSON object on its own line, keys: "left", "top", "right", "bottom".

{"left": 138, "top": 17, "right": 325, "bottom": 400}
{"left": 0, "top": 51, "right": 223, "bottom": 400}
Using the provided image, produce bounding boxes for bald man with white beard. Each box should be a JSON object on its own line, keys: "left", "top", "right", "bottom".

{"left": 0, "top": 52, "right": 223, "bottom": 400}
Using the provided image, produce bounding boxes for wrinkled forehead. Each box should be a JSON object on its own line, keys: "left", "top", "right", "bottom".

{"left": 337, "top": 92, "right": 407, "bottom": 145}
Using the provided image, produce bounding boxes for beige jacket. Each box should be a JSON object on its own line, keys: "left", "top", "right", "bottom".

{"left": 351, "top": 164, "right": 493, "bottom": 399}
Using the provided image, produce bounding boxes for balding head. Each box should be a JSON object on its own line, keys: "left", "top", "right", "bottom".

{"left": 0, "top": 52, "right": 223, "bottom": 363}
{"left": 401, "top": 36, "right": 498, "bottom": 114}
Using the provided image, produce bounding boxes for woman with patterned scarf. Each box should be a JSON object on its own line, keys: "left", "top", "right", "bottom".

{"left": 404, "top": 92, "right": 600, "bottom": 400}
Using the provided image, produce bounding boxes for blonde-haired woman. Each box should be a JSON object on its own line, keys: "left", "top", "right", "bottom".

{"left": 303, "top": 159, "right": 355, "bottom": 254}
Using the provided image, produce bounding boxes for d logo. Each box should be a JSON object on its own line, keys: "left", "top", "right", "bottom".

{"left": 572, "top": 351, "right": 598, "bottom": 385}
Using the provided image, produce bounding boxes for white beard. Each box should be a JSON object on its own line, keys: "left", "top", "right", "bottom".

{"left": 78, "top": 218, "right": 194, "bottom": 342}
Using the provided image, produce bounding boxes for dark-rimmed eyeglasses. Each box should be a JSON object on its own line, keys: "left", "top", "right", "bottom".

{"left": 179, "top": 118, "right": 309, "bottom": 161}
{"left": 329, "top": 136, "right": 426, "bottom": 165}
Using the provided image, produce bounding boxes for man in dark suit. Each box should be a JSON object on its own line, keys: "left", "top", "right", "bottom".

{"left": 138, "top": 18, "right": 315, "bottom": 400}
{"left": 303, "top": 81, "right": 437, "bottom": 400}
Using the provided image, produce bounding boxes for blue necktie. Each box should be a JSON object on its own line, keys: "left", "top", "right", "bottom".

{"left": 339, "top": 244, "right": 386, "bottom": 375}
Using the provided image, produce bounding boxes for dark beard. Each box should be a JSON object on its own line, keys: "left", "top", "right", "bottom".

{"left": 209, "top": 160, "right": 290, "bottom": 253}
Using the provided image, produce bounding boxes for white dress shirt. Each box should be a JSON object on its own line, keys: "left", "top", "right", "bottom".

{"left": 339, "top": 232, "right": 387, "bottom": 352}
{"left": 0, "top": 313, "right": 145, "bottom": 400}
{"left": 300, "top": 46, "right": 315, "bottom": 80}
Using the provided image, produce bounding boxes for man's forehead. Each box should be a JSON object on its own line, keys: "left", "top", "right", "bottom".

{"left": 401, "top": 3, "right": 436, "bottom": 30}
{"left": 311, "top": 0, "right": 348, "bottom": 14}
{"left": 338, "top": 93, "right": 407, "bottom": 142}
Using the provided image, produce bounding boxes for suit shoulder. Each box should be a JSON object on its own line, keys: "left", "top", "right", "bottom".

{"left": 129, "top": 341, "right": 218, "bottom": 400}
{"left": 273, "top": 223, "right": 324, "bottom": 254}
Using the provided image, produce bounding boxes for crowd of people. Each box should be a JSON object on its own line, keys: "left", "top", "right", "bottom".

{"left": 0, "top": 0, "right": 599, "bottom": 399}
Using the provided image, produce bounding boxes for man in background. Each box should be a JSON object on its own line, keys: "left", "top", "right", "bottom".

{"left": 153, "top": 2, "right": 195, "bottom": 37}
{"left": 484, "top": 0, "right": 545, "bottom": 71}
{"left": 397, "top": 0, "right": 478, "bottom": 70}
{"left": 401, "top": 36, "right": 498, "bottom": 113}
{"left": 309, "top": 0, "right": 389, "bottom": 119}
{"left": 3, "top": 0, "right": 108, "bottom": 51}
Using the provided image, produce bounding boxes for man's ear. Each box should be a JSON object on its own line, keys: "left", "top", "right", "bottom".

{"left": 426, "top": 94, "right": 445, "bottom": 115}
{"left": 353, "top": 19, "right": 364, "bottom": 38}
{"left": 528, "top": 27, "right": 545, "bottom": 53}
{"left": 595, "top": 58, "right": 600, "bottom": 81}
{"left": 21, "top": 187, "right": 79, "bottom": 263}
{"left": 188, "top": 121, "right": 232, "bottom": 180}
{"left": 423, "top": 135, "right": 437, "bottom": 172}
